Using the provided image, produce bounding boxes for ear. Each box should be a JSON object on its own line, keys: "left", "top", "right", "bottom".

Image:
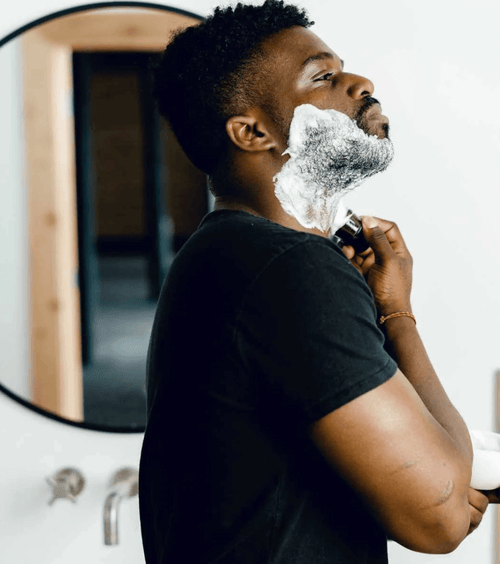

{"left": 225, "top": 114, "right": 277, "bottom": 153}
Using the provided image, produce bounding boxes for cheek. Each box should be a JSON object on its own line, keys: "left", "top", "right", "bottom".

{"left": 271, "top": 108, "right": 294, "bottom": 149}
{"left": 307, "top": 96, "right": 354, "bottom": 120}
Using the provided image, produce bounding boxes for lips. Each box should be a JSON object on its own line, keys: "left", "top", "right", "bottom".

{"left": 364, "top": 103, "right": 389, "bottom": 124}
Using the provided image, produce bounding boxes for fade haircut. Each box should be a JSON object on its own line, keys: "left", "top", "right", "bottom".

{"left": 150, "top": 0, "right": 313, "bottom": 175}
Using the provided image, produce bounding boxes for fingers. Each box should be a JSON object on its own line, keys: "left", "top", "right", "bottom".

{"left": 361, "top": 216, "right": 410, "bottom": 258}
{"left": 339, "top": 243, "right": 367, "bottom": 275}
{"left": 340, "top": 244, "right": 355, "bottom": 261}
{"left": 479, "top": 488, "right": 500, "bottom": 504}
{"left": 341, "top": 216, "right": 411, "bottom": 281}
{"left": 361, "top": 216, "right": 394, "bottom": 264}
{"left": 357, "top": 252, "right": 376, "bottom": 276}
{"left": 340, "top": 243, "right": 375, "bottom": 277}
{"left": 340, "top": 242, "right": 375, "bottom": 279}
{"left": 469, "top": 488, "right": 489, "bottom": 513}
{"left": 468, "top": 508, "right": 483, "bottom": 535}
{"left": 467, "top": 488, "right": 489, "bottom": 536}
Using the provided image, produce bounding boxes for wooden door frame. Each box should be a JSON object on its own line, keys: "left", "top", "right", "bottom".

{"left": 22, "top": 6, "right": 200, "bottom": 422}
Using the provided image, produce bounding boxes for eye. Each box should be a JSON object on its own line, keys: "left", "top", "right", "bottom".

{"left": 315, "top": 72, "right": 334, "bottom": 81}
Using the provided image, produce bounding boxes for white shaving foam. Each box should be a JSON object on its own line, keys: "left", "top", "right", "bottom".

{"left": 273, "top": 104, "right": 394, "bottom": 232}
{"left": 331, "top": 199, "right": 349, "bottom": 233}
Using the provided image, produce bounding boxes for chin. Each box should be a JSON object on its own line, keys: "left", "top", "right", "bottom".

{"left": 367, "top": 122, "right": 390, "bottom": 140}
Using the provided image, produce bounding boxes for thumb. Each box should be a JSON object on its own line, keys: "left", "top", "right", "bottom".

{"left": 361, "top": 216, "right": 393, "bottom": 261}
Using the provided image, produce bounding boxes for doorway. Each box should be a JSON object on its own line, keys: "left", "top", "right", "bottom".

{"left": 22, "top": 6, "right": 207, "bottom": 427}
{"left": 73, "top": 51, "right": 170, "bottom": 427}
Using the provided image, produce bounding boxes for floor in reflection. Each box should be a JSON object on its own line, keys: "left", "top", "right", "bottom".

{"left": 83, "top": 255, "right": 157, "bottom": 429}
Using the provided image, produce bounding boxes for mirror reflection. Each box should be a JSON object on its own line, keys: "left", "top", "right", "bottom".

{"left": 0, "top": 5, "right": 208, "bottom": 430}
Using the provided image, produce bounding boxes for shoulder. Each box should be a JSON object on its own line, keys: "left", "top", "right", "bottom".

{"left": 235, "top": 222, "right": 379, "bottom": 336}
{"left": 195, "top": 209, "right": 351, "bottom": 272}
{"left": 249, "top": 233, "right": 373, "bottom": 305}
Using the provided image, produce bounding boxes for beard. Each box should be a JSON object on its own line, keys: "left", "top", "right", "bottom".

{"left": 272, "top": 103, "right": 394, "bottom": 233}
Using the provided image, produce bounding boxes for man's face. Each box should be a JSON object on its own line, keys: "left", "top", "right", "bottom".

{"left": 260, "top": 26, "right": 389, "bottom": 148}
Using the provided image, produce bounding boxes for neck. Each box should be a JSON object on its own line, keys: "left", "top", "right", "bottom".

{"left": 210, "top": 154, "right": 331, "bottom": 239}
{"left": 212, "top": 193, "right": 331, "bottom": 240}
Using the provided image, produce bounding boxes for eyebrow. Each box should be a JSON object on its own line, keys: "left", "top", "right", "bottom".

{"left": 301, "top": 52, "right": 344, "bottom": 70}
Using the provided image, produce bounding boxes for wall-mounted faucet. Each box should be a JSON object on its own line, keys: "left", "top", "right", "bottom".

{"left": 103, "top": 467, "right": 138, "bottom": 545}
{"left": 46, "top": 467, "right": 85, "bottom": 505}
{"left": 46, "top": 466, "right": 138, "bottom": 545}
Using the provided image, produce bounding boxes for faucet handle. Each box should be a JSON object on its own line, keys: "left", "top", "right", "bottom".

{"left": 46, "top": 467, "right": 85, "bottom": 505}
{"left": 108, "top": 467, "right": 138, "bottom": 497}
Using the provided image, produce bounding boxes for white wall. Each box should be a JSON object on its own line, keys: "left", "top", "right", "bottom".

{"left": 0, "top": 0, "right": 498, "bottom": 563}
{"left": 0, "top": 37, "right": 31, "bottom": 398}
{"left": 0, "top": 391, "right": 145, "bottom": 564}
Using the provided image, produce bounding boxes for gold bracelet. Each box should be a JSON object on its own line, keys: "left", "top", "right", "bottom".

{"left": 379, "top": 311, "right": 416, "bottom": 326}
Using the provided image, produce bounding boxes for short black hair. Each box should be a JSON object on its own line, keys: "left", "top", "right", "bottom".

{"left": 150, "top": 0, "right": 313, "bottom": 175}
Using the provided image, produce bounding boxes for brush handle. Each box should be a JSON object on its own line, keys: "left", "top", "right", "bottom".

{"left": 334, "top": 209, "right": 370, "bottom": 254}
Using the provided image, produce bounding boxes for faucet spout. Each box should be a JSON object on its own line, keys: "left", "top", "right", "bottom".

{"left": 104, "top": 490, "right": 123, "bottom": 545}
{"left": 103, "top": 468, "right": 139, "bottom": 546}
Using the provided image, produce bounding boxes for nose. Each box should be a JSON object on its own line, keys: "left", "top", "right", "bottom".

{"left": 343, "top": 73, "right": 374, "bottom": 100}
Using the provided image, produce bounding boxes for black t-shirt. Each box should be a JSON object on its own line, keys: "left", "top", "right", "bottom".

{"left": 139, "top": 209, "right": 398, "bottom": 564}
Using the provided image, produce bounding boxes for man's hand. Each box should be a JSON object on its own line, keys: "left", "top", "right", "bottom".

{"left": 467, "top": 488, "right": 490, "bottom": 536}
{"left": 340, "top": 216, "right": 413, "bottom": 318}
{"left": 478, "top": 488, "right": 500, "bottom": 504}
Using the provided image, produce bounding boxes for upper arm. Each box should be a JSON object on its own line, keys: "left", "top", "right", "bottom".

{"left": 236, "top": 241, "right": 471, "bottom": 552}
{"left": 309, "top": 368, "right": 472, "bottom": 554}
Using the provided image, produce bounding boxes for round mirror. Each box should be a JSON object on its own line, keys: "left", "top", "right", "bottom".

{"left": 0, "top": 2, "right": 209, "bottom": 432}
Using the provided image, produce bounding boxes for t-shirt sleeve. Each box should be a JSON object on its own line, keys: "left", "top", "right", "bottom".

{"left": 234, "top": 239, "right": 398, "bottom": 425}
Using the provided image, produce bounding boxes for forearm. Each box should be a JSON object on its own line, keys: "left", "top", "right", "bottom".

{"left": 382, "top": 316, "right": 473, "bottom": 463}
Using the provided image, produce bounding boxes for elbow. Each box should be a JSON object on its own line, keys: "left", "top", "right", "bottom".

{"left": 421, "top": 515, "right": 469, "bottom": 555}
{"left": 389, "top": 483, "right": 471, "bottom": 554}
{"left": 393, "top": 511, "right": 470, "bottom": 555}
{"left": 425, "top": 486, "right": 471, "bottom": 554}
{"left": 418, "top": 514, "right": 470, "bottom": 555}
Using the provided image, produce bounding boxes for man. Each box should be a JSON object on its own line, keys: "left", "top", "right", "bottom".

{"left": 138, "top": 1, "right": 490, "bottom": 562}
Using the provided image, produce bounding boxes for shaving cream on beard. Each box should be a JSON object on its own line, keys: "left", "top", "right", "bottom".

{"left": 273, "top": 103, "right": 395, "bottom": 233}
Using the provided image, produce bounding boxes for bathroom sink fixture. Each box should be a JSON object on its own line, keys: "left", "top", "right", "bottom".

{"left": 46, "top": 467, "right": 85, "bottom": 505}
{"left": 104, "top": 467, "right": 139, "bottom": 545}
